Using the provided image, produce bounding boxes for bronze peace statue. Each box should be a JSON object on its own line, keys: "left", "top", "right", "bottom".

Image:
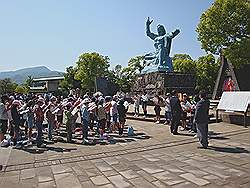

{"left": 142, "top": 17, "right": 180, "bottom": 73}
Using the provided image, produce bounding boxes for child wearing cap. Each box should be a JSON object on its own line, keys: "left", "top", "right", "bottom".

{"left": 110, "top": 96, "right": 119, "bottom": 132}
{"left": 63, "top": 101, "right": 79, "bottom": 143}
{"left": 96, "top": 99, "right": 106, "bottom": 139}
{"left": 80, "top": 98, "right": 90, "bottom": 144}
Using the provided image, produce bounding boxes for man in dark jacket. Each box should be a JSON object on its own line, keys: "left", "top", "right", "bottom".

{"left": 170, "top": 90, "right": 182, "bottom": 135}
{"left": 194, "top": 90, "right": 210, "bottom": 148}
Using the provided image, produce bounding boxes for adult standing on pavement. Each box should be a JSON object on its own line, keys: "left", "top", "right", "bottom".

{"left": 0, "top": 95, "right": 9, "bottom": 142}
{"left": 194, "top": 90, "right": 210, "bottom": 149}
{"left": 164, "top": 93, "right": 172, "bottom": 125}
{"left": 141, "top": 91, "right": 149, "bottom": 119}
{"left": 170, "top": 90, "right": 182, "bottom": 135}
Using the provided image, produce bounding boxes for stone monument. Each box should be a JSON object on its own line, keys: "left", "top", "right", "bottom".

{"left": 133, "top": 17, "right": 195, "bottom": 95}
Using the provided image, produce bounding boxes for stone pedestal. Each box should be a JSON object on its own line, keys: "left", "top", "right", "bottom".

{"left": 132, "top": 72, "right": 195, "bottom": 95}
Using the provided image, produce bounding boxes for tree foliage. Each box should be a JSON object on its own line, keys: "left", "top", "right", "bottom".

{"left": 173, "top": 54, "right": 219, "bottom": 93}
{"left": 25, "top": 75, "right": 34, "bottom": 87}
{"left": 0, "top": 78, "right": 17, "bottom": 95}
{"left": 196, "top": 0, "right": 250, "bottom": 67}
{"left": 195, "top": 54, "right": 220, "bottom": 92}
{"left": 173, "top": 54, "right": 196, "bottom": 74}
{"left": 111, "top": 55, "right": 144, "bottom": 92}
{"left": 74, "top": 52, "right": 110, "bottom": 91}
{"left": 15, "top": 85, "right": 29, "bottom": 94}
{"left": 60, "top": 66, "right": 80, "bottom": 92}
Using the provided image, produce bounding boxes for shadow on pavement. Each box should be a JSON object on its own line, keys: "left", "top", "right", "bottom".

{"left": 21, "top": 146, "right": 77, "bottom": 154}
{"left": 208, "top": 146, "right": 249, "bottom": 153}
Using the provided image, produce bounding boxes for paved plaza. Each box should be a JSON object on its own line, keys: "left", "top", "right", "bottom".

{"left": 0, "top": 120, "right": 250, "bottom": 188}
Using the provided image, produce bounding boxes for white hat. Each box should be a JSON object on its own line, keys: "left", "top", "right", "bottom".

{"left": 9, "top": 96, "right": 15, "bottom": 101}
{"left": 37, "top": 98, "right": 44, "bottom": 103}
{"left": 12, "top": 100, "right": 21, "bottom": 106}
{"left": 82, "top": 98, "right": 90, "bottom": 104}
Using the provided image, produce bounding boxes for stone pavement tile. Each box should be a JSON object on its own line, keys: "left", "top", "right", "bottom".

{"left": 205, "top": 161, "right": 229, "bottom": 170}
{"left": 85, "top": 167, "right": 102, "bottom": 177}
{"left": 167, "top": 159, "right": 189, "bottom": 168}
{"left": 141, "top": 154, "right": 160, "bottom": 162}
{"left": 108, "top": 175, "right": 131, "bottom": 188}
{"left": 38, "top": 175, "right": 54, "bottom": 183}
{"left": 77, "top": 174, "right": 89, "bottom": 182}
{"left": 90, "top": 175, "right": 110, "bottom": 186}
{"left": 77, "top": 160, "right": 95, "bottom": 170}
{"left": 97, "top": 183, "right": 115, "bottom": 188}
{"left": 129, "top": 177, "right": 155, "bottom": 188}
{"left": 120, "top": 169, "right": 139, "bottom": 179}
{"left": 203, "top": 174, "right": 220, "bottom": 181}
{"left": 91, "top": 159, "right": 104, "bottom": 163}
{"left": 103, "top": 157, "right": 119, "bottom": 165}
{"left": 80, "top": 180, "right": 96, "bottom": 188}
{"left": 20, "top": 168, "right": 35, "bottom": 180}
{"left": 183, "top": 159, "right": 207, "bottom": 168}
{"left": 123, "top": 153, "right": 144, "bottom": 161}
{"left": 163, "top": 179, "right": 185, "bottom": 186}
{"left": 189, "top": 154, "right": 209, "bottom": 162}
{"left": 36, "top": 166, "right": 54, "bottom": 183}
{"left": 152, "top": 171, "right": 171, "bottom": 181}
{"left": 151, "top": 180, "right": 171, "bottom": 188}
{"left": 139, "top": 164, "right": 165, "bottom": 174}
{"left": 112, "top": 163, "right": 130, "bottom": 172}
{"left": 19, "top": 177, "right": 38, "bottom": 188}
{"left": 161, "top": 165, "right": 184, "bottom": 174}
{"left": 94, "top": 162, "right": 113, "bottom": 172}
{"left": 180, "top": 173, "right": 210, "bottom": 186}
{"left": 102, "top": 170, "right": 119, "bottom": 177}
{"left": 136, "top": 170, "right": 157, "bottom": 182}
{"left": 171, "top": 181, "right": 198, "bottom": 188}
{"left": 72, "top": 165, "right": 86, "bottom": 176}
{"left": 202, "top": 166, "right": 230, "bottom": 179}
{"left": 0, "top": 173, "right": 20, "bottom": 187}
{"left": 51, "top": 164, "right": 72, "bottom": 175}
{"left": 240, "top": 182, "right": 250, "bottom": 188}
{"left": 38, "top": 180, "right": 56, "bottom": 188}
{"left": 0, "top": 170, "right": 19, "bottom": 177}
{"left": 54, "top": 173, "right": 82, "bottom": 188}
{"left": 224, "top": 167, "right": 246, "bottom": 177}
{"left": 181, "top": 166, "right": 208, "bottom": 177}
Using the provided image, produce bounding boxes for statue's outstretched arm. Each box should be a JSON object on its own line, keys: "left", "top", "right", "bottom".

{"left": 169, "top": 29, "right": 180, "bottom": 39}
{"left": 146, "top": 17, "right": 157, "bottom": 40}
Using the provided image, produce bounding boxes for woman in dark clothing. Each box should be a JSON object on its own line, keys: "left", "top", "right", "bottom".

{"left": 117, "top": 99, "right": 126, "bottom": 136}
{"left": 11, "top": 100, "right": 21, "bottom": 144}
{"left": 153, "top": 95, "right": 163, "bottom": 124}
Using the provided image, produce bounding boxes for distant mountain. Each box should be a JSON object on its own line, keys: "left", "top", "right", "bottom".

{"left": 0, "top": 66, "right": 64, "bottom": 84}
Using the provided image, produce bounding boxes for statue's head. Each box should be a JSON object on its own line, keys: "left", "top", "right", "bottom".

{"left": 157, "top": 24, "right": 166, "bottom": 36}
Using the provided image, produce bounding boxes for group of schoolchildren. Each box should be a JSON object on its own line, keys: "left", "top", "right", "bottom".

{"left": 0, "top": 92, "right": 128, "bottom": 148}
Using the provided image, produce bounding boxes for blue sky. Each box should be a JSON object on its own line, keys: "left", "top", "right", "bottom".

{"left": 0, "top": 0, "right": 214, "bottom": 72}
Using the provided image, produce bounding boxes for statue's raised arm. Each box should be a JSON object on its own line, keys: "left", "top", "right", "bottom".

{"left": 146, "top": 17, "right": 158, "bottom": 40}
{"left": 169, "top": 29, "right": 180, "bottom": 39}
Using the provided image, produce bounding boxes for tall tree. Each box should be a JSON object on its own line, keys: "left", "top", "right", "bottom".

{"left": 173, "top": 54, "right": 196, "bottom": 74}
{"left": 60, "top": 66, "right": 80, "bottom": 91}
{"left": 74, "top": 52, "right": 110, "bottom": 91}
{"left": 196, "top": 0, "right": 249, "bottom": 67}
{"left": 195, "top": 54, "right": 220, "bottom": 93}
{"left": 25, "top": 75, "right": 34, "bottom": 87}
